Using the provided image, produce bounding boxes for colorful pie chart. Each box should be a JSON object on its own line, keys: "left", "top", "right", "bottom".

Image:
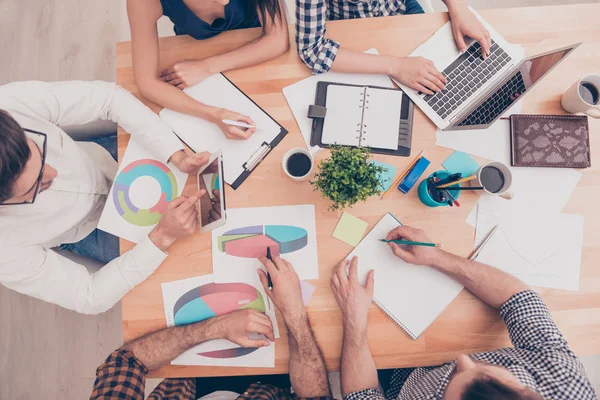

{"left": 218, "top": 225, "right": 308, "bottom": 258}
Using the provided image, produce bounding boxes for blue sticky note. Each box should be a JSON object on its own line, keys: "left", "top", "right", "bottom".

{"left": 371, "top": 161, "right": 397, "bottom": 191}
{"left": 442, "top": 151, "right": 480, "bottom": 177}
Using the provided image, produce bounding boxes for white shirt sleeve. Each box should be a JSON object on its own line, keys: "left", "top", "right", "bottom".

{"left": 0, "top": 237, "right": 168, "bottom": 315}
{"left": 0, "top": 80, "right": 184, "bottom": 163}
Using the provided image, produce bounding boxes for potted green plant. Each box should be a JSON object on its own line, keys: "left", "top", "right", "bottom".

{"left": 311, "top": 146, "right": 386, "bottom": 211}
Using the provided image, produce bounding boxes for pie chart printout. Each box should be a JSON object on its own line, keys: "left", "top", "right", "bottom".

{"left": 218, "top": 225, "right": 309, "bottom": 258}
{"left": 173, "top": 282, "right": 265, "bottom": 359}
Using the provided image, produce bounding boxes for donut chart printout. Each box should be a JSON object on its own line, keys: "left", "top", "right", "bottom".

{"left": 212, "top": 205, "right": 319, "bottom": 283}
{"left": 162, "top": 274, "right": 278, "bottom": 367}
{"left": 98, "top": 139, "right": 188, "bottom": 244}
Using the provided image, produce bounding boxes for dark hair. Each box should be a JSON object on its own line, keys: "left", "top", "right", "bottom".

{"left": 251, "top": 0, "right": 283, "bottom": 32}
{"left": 462, "top": 375, "right": 544, "bottom": 400}
{"left": 0, "top": 110, "right": 30, "bottom": 203}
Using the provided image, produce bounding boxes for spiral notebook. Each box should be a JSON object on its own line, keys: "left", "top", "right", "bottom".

{"left": 347, "top": 213, "right": 464, "bottom": 339}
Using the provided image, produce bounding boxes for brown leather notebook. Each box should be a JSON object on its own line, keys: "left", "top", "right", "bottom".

{"left": 509, "top": 114, "right": 591, "bottom": 168}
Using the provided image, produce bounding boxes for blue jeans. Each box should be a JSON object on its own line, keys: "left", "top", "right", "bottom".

{"left": 59, "top": 135, "right": 120, "bottom": 264}
{"left": 405, "top": 0, "right": 425, "bottom": 15}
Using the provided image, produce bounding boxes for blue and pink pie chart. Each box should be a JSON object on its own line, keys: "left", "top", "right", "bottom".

{"left": 218, "top": 225, "right": 308, "bottom": 258}
{"left": 173, "top": 282, "right": 266, "bottom": 359}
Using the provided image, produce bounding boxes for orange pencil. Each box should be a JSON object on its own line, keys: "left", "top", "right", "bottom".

{"left": 381, "top": 151, "right": 424, "bottom": 199}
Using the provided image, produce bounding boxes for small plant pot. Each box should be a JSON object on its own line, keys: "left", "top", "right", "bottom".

{"left": 418, "top": 170, "right": 461, "bottom": 208}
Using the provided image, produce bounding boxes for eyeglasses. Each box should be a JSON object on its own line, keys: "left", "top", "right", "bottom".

{"left": 1, "top": 129, "right": 48, "bottom": 205}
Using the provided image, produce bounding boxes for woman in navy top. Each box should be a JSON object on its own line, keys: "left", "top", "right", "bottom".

{"left": 127, "top": 0, "right": 288, "bottom": 140}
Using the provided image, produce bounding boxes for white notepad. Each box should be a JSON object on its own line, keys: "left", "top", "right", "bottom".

{"left": 321, "top": 86, "right": 402, "bottom": 150}
{"left": 347, "top": 213, "right": 464, "bottom": 339}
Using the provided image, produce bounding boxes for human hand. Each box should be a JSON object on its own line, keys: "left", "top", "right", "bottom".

{"left": 208, "top": 189, "right": 221, "bottom": 223}
{"left": 170, "top": 149, "right": 211, "bottom": 174}
{"left": 149, "top": 190, "right": 205, "bottom": 251}
{"left": 385, "top": 226, "right": 447, "bottom": 267}
{"left": 389, "top": 56, "right": 447, "bottom": 95}
{"left": 212, "top": 309, "right": 274, "bottom": 348}
{"left": 213, "top": 109, "right": 256, "bottom": 140}
{"left": 447, "top": 1, "right": 491, "bottom": 57}
{"left": 257, "top": 255, "right": 305, "bottom": 325}
{"left": 330, "top": 256, "right": 374, "bottom": 333}
{"left": 160, "top": 59, "right": 212, "bottom": 89}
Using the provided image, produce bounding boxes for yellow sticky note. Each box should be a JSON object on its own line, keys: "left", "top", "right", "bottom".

{"left": 332, "top": 212, "right": 369, "bottom": 247}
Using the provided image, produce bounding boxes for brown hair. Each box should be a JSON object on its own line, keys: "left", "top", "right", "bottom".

{"left": 462, "top": 374, "right": 544, "bottom": 400}
{"left": 0, "top": 110, "right": 30, "bottom": 203}
{"left": 247, "top": 0, "right": 283, "bottom": 32}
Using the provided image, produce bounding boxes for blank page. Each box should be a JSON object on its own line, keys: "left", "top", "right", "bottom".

{"left": 347, "top": 214, "right": 464, "bottom": 339}
{"left": 321, "top": 85, "right": 365, "bottom": 147}
{"left": 361, "top": 88, "right": 403, "bottom": 150}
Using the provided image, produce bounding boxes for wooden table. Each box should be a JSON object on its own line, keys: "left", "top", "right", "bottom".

{"left": 117, "top": 4, "right": 600, "bottom": 378}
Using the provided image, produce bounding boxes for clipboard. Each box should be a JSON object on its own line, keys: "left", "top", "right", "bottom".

{"left": 308, "top": 81, "right": 414, "bottom": 156}
{"left": 160, "top": 73, "right": 288, "bottom": 190}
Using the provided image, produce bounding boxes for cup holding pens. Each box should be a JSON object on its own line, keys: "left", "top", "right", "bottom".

{"left": 418, "top": 171, "right": 460, "bottom": 207}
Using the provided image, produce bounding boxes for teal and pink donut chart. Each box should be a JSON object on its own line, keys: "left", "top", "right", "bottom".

{"left": 112, "top": 159, "right": 178, "bottom": 227}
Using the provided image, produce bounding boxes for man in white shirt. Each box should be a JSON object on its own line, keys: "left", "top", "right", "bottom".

{"left": 0, "top": 81, "right": 211, "bottom": 315}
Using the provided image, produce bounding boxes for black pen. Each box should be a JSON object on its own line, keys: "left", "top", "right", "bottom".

{"left": 266, "top": 247, "right": 274, "bottom": 291}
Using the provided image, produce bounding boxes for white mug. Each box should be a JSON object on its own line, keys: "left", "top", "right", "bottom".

{"left": 470, "top": 161, "right": 514, "bottom": 200}
{"left": 282, "top": 148, "right": 314, "bottom": 181}
{"left": 561, "top": 74, "right": 600, "bottom": 119}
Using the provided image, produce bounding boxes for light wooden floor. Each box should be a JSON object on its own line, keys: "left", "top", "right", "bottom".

{"left": 1, "top": 0, "right": 599, "bottom": 399}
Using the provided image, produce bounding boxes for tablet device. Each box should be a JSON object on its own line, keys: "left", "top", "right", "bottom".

{"left": 197, "top": 150, "right": 227, "bottom": 232}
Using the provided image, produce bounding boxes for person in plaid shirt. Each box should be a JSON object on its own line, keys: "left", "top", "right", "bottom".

{"left": 296, "top": 0, "right": 492, "bottom": 95}
{"left": 90, "top": 255, "right": 332, "bottom": 400}
{"left": 331, "top": 226, "right": 597, "bottom": 400}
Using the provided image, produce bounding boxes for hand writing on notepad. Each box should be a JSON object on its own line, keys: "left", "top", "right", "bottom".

{"left": 330, "top": 256, "right": 374, "bottom": 335}
{"left": 214, "top": 108, "right": 257, "bottom": 140}
{"left": 386, "top": 226, "right": 446, "bottom": 267}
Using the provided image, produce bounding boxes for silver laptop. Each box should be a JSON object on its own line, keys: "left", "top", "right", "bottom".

{"left": 393, "top": 8, "right": 580, "bottom": 131}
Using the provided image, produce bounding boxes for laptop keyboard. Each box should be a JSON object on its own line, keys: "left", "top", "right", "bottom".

{"left": 457, "top": 71, "right": 526, "bottom": 126}
{"left": 423, "top": 40, "right": 512, "bottom": 120}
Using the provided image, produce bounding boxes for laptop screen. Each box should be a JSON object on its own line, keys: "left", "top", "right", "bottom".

{"left": 457, "top": 46, "right": 577, "bottom": 127}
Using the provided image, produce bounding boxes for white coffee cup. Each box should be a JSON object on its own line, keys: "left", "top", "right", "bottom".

{"left": 561, "top": 74, "right": 600, "bottom": 119}
{"left": 282, "top": 148, "right": 314, "bottom": 181}
{"left": 470, "top": 161, "right": 514, "bottom": 200}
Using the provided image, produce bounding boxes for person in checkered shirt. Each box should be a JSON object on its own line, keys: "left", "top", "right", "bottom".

{"left": 296, "top": 0, "right": 493, "bottom": 96}
{"left": 331, "top": 225, "right": 597, "bottom": 400}
{"left": 90, "top": 255, "right": 332, "bottom": 400}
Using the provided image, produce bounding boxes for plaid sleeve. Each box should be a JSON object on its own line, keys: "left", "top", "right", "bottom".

{"left": 90, "top": 349, "right": 147, "bottom": 399}
{"left": 90, "top": 349, "right": 196, "bottom": 400}
{"left": 295, "top": 0, "right": 340, "bottom": 74}
{"left": 500, "top": 290, "right": 572, "bottom": 354}
{"left": 242, "top": 382, "right": 334, "bottom": 400}
{"left": 344, "top": 388, "right": 387, "bottom": 400}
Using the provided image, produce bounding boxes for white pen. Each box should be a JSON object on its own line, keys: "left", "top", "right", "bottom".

{"left": 221, "top": 119, "right": 256, "bottom": 129}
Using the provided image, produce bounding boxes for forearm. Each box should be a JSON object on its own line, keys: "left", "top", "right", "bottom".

{"left": 122, "top": 318, "right": 220, "bottom": 370}
{"left": 286, "top": 312, "right": 330, "bottom": 397}
{"left": 202, "top": 33, "right": 289, "bottom": 75}
{"left": 137, "top": 78, "right": 219, "bottom": 122}
{"left": 340, "top": 322, "right": 378, "bottom": 396}
{"left": 329, "top": 48, "right": 396, "bottom": 75}
{"left": 432, "top": 252, "right": 529, "bottom": 309}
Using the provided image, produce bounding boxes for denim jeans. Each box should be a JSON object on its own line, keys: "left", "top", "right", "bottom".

{"left": 58, "top": 134, "right": 120, "bottom": 264}
{"left": 405, "top": 0, "right": 425, "bottom": 15}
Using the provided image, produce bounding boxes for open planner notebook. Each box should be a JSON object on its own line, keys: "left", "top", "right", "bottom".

{"left": 348, "top": 213, "right": 464, "bottom": 339}
{"left": 322, "top": 85, "right": 403, "bottom": 150}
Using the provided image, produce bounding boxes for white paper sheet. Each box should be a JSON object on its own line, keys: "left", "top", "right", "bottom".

{"left": 159, "top": 74, "right": 282, "bottom": 186}
{"left": 474, "top": 211, "right": 584, "bottom": 291}
{"left": 466, "top": 167, "right": 582, "bottom": 230}
{"left": 212, "top": 205, "right": 319, "bottom": 283}
{"left": 282, "top": 48, "right": 394, "bottom": 154}
{"left": 161, "top": 274, "right": 279, "bottom": 367}
{"left": 97, "top": 139, "right": 188, "bottom": 244}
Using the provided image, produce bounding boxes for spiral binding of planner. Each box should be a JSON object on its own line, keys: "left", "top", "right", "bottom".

{"left": 373, "top": 299, "right": 417, "bottom": 339}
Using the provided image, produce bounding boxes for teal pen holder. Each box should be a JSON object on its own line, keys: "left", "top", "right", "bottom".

{"left": 418, "top": 170, "right": 461, "bottom": 208}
